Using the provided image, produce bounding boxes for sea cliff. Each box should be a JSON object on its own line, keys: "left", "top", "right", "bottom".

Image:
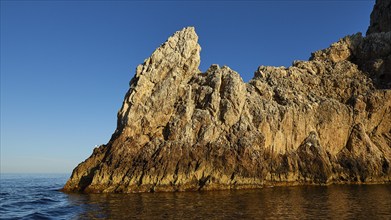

{"left": 63, "top": 0, "right": 391, "bottom": 193}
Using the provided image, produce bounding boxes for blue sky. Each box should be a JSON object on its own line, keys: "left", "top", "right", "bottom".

{"left": 1, "top": 0, "right": 374, "bottom": 173}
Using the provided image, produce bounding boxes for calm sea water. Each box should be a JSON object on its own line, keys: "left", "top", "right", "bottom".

{"left": 0, "top": 174, "right": 390, "bottom": 219}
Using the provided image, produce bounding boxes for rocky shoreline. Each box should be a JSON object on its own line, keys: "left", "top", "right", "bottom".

{"left": 63, "top": 0, "right": 391, "bottom": 193}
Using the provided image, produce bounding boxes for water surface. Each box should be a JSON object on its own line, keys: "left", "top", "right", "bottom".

{"left": 1, "top": 174, "right": 390, "bottom": 219}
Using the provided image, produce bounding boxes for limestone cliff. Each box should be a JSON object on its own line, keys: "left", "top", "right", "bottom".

{"left": 63, "top": 1, "right": 391, "bottom": 193}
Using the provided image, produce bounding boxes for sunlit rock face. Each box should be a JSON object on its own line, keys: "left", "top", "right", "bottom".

{"left": 63, "top": 1, "right": 391, "bottom": 193}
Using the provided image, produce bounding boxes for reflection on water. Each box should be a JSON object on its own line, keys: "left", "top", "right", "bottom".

{"left": 67, "top": 185, "right": 391, "bottom": 219}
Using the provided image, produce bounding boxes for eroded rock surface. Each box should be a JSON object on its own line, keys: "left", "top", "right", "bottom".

{"left": 63, "top": 1, "right": 391, "bottom": 193}
{"left": 367, "top": 0, "right": 391, "bottom": 34}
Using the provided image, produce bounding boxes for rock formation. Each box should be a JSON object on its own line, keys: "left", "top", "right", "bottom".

{"left": 63, "top": 0, "right": 391, "bottom": 193}
{"left": 367, "top": 0, "right": 391, "bottom": 34}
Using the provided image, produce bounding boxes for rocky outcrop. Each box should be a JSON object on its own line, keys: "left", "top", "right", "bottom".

{"left": 63, "top": 1, "right": 391, "bottom": 193}
{"left": 367, "top": 0, "right": 391, "bottom": 35}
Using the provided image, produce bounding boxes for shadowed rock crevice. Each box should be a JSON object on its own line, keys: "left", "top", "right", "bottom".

{"left": 367, "top": 0, "right": 391, "bottom": 35}
{"left": 63, "top": 1, "right": 391, "bottom": 193}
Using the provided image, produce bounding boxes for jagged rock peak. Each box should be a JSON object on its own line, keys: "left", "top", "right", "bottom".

{"left": 367, "top": 0, "right": 391, "bottom": 35}
{"left": 133, "top": 26, "right": 201, "bottom": 84}
{"left": 115, "top": 26, "right": 201, "bottom": 140}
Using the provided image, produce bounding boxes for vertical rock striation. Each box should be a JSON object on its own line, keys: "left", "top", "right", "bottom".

{"left": 63, "top": 2, "right": 391, "bottom": 193}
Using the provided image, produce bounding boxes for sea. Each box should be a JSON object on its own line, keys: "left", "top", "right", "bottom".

{"left": 0, "top": 173, "right": 390, "bottom": 219}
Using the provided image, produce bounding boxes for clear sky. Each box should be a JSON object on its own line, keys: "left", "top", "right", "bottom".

{"left": 1, "top": 0, "right": 374, "bottom": 173}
